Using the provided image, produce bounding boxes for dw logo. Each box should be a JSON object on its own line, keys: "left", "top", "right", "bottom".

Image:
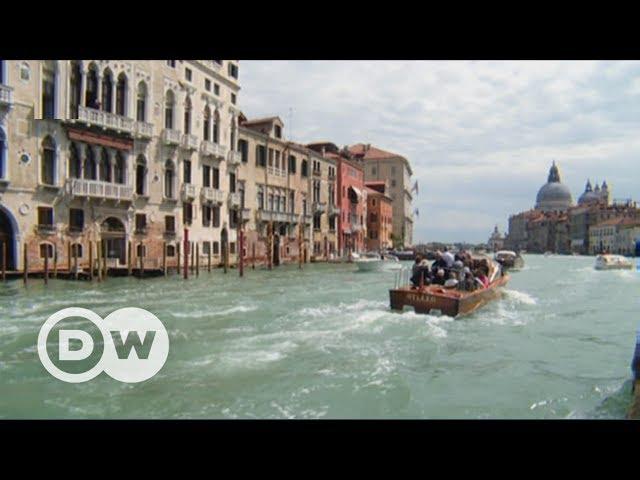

{"left": 37, "top": 307, "right": 169, "bottom": 383}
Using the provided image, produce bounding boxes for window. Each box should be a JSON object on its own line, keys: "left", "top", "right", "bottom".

{"left": 289, "top": 191, "right": 294, "bottom": 213}
{"left": 212, "top": 206, "right": 220, "bottom": 227}
{"left": 184, "top": 96, "right": 192, "bottom": 134}
{"left": 229, "top": 172, "right": 236, "bottom": 193}
{"left": 205, "top": 79, "right": 211, "bottom": 91}
{"left": 135, "top": 214, "right": 147, "bottom": 233}
{"left": 230, "top": 210, "right": 238, "bottom": 229}
{"left": 167, "top": 245, "right": 176, "bottom": 257}
{"left": 71, "top": 243, "right": 83, "bottom": 258}
{"left": 69, "top": 208, "right": 84, "bottom": 232}
{"left": 213, "top": 241, "right": 220, "bottom": 255}
{"left": 183, "top": 202, "right": 193, "bottom": 225}
{"left": 114, "top": 152, "right": 125, "bottom": 184}
{"left": 371, "top": 167, "right": 377, "bottom": 176}
{"left": 183, "top": 160, "right": 192, "bottom": 184}
{"left": 39, "top": 243, "right": 54, "bottom": 259}
{"left": 167, "top": 60, "right": 176, "bottom": 68}
{"left": 288, "top": 155, "right": 296, "bottom": 174}
{"left": 230, "top": 119, "right": 236, "bottom": 149}
{"left": 0, "top": 128, "right": 6, "bottom": 179}
{"left": 185, "top": 68, "right": 192, "bottom": 82}
{"left": 84, "top": 146, "right": 96, "bottom": 180}
{"left": 69, "top": 61, "right": 82, "bottom": 118}
{"left": 256, "top": 145, "right": 267, "bottom": 167}
{"left": 164, "top": 160, "right": 175, "bottom": 199}
{"left": 391, "top": 180, "right": 396, "bottom": 187}
{"left": 20, "top": 62, "right": 30, "bottom": 81}
{"left": 42, "top": 62, "right": 56, "bottom": 119}
{"left": 212, "top": 167, "right": 220, "bottom": 189}
{"left": 314, "top": 215, "right": 321, "bottom": 230}
{"left": 86, "top": 63, "right": 98, "bottom": 108}
{"left": 230, "top": 242, "right": 236, "bottom": 255}
{"left": 38, "top": 206, "right": 53, "bottom": 226}
{"left": 136, "top": 82, "right": 147, "bottom": 122}
{"left": 115, "top": 73, "right": 127, "bottom": 116}
{"left": 203, "top": 165, "right": 211, "bottom": 187}
{"left": 301, "top": 159, "right": 308, "bottom": 177}
{"left": 135, "top": 155, "right": 146, "bottom": 195}
{"left": 214, "top": 83, "right": 220, "bottom": 96}
{"left": 213, "top": 111, "right": 220, "bottom": 143}
{"left": 202, "top": 242, "right": 210, "bottom": 255}
{"left": 231, "top": 93, "right": 236, "bottom": 105}
{"left": 238, "top": 139, "right": 248, "bottom": 163}
{"left": 274, "top": 125, "right": 282, "bottom": 139}
{"left": 41, "top": 136, "right": 56, "bottom": 185}
{"left": 257, "top": 186, "right": 264, "bottom": 210}
{"left": 165, "top": 90, "right": 175, "bottom": 129}
{"left": 228, "top": 63, "right": 239, "bottom": 79}
{"left": 136, "top": 244, "right": 146, "bottom": 258}
{"left": 102, "top": 69, "right": 113, "bottom": 113}
{"left": 165, "top": 215, "right": 176, "bottom": 233}
{"left": 203, "top": 205, "right": 212, "bottom": 227}
{"left": 203, "top": 106, "right": 211, "bottom": 141}
{"left": 99, "top": 148, "right": 110, "bottom": 182}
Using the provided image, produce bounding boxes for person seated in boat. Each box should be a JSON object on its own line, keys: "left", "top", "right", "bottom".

{"left": 410, "top": 255, "right": 431, "bottom": 287}
{"left": 475, "top": 267, "right": 490, "bottom": 289}
{"left": 442, "top": 247, "right": 455, "bottom": 269}
{"left": 458, "top": 266, "right": 476, "bottom": 291}
{"left": 433, "top": 268, "right": 447, "bottom": 286}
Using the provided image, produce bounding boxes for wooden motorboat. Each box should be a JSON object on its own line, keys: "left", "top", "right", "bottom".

{"left": 494, "top": 250, "right": 524, "bottom": 271}
{"left": 595, "top": 254, "right": 634, "bottom": 271}
{"left": 355, "top": 252, "right": 401, "bottom": 272}
{"left": 390, "top": 257, "right": 509, "bottom": 317}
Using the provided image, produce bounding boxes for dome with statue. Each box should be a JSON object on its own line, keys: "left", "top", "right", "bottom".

{"left": 578, "top": 179, "right": 610, "bottom": 206}
{"left": 535, "top": 161, "right": 573, "bottom": 212}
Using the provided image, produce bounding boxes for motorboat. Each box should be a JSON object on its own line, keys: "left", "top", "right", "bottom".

{"left": 494, "top": 250, "right": 524, "bottom": 271}
{"left": 388, "top": 250, "right": 416, "bottom": 261}
{"left": 390, "top": 256, "right": 509, "bottom": 317}
{"left": 594, "top": 254, "right": 635, "bottom": 271}
{"left": 354, "top": 252, "right": 402, "bottom": 272}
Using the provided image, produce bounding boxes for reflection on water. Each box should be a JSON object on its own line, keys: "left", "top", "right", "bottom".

{"left": 0, "top": 255, "right": 637, "bottom": 419}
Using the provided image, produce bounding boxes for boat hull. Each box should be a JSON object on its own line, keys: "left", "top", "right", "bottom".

{"left": 389, "top": 274, "right": 509, "bottom": 317}
{"left": 496, "top": 257, "right": 525, "bottom": 271}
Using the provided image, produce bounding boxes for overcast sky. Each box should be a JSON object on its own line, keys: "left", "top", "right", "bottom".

{"left": 239, "top": 61, "right": 640, "bottom": 243}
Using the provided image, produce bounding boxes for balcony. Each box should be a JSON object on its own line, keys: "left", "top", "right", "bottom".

{"left": 182, "top": 183, "right": 197, "bottom": 200}
{"left": 201, "top": 186, "right": 224, "bottom": 204}
{"left": 37, "top": 224, "right": 57, "bottom": 235}
{"left": 77, "top": 106, "right": 134, "bottom": 133}
{"left": 313, "top": 202, "right": 326, "bottom": 214}
{"left": 267, "top": 166, "right": 287, "bottom": 178}
{"left": 134, "top": 121, "right": 154, "bottom": 139}
{"left": 0, "top": 84, "right": 13, "bottom": 108}
{"left": 228, "top": 192, "right": 241, "bottom": 209}
{"left": 162, "top": 129, "right": 181, "bottom": 145}
{"left": 328, "top": 203, "right": 340, "bottom": 216}
{"left": 257, "top": 210, "right": 295, "bottom": 223}
{"left": 312, "top": 168, "right": 322, "bottom": 177}
{"left": 241, "top": 208, "right": 252, "bottom": 220}
{"left": 201, "top": 140, "right": 226, "bottom": 158}
{"left": 67, "top": 178, "right": 133, "bottom": 201}
{"left": 227, "top": 150, "right": 242, "bottom": 166}
{"left": 182, "top": 133, "right": 199, "bottom": 150}
{"left": 134, "top": 226, "right": 148, "bottom": 235}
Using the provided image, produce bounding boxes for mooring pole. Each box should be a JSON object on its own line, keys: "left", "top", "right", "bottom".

{"left": 208, "top": 244, "right": 211, "bottom": 272}
{"left": 139, "top": 244, "right": 144, "bottom": 279}
{"left": 102, "top": 240, "right": 107, "bottom": 279}
{"left": 23, "top": 243, "right": 28, "bottom": 286}
{"left": 267, "top": 223, "right": 273, "bottom": 271}
{"left": 73, "top": 244, "right": 79, "bottom": 280}
{"left": 176, "top": 243, "right": 180, "bottom": 276}
{"left": 163, "top": 242, "right": 167, "bottom": 276}
{"left": 128, "top": 241, "right": 132, "bottom": 276}
{"left": 1, "top": 241, "right": 6, "bottom": 282}
{"left": 239, "top": 228, "right": 244, "bottom": 277}
{"left": 183, "top": 228, "right": 189, "bottom": 280}
{"left": 89, "top": 241, "right": 93, "bottom": 281}
{"left": 223, "top": 240, "right": 228, "bottom": 274}
{"left": 196, "top": 243, "right": 200, "bottom": 277}
{"left": 298, "top": 223, "right": 302, "bottom": 270}
{"left": 67, "top": 241, "right": 71, "bottom": 273}
{"left": 252, "top": 242, "right": 256, "bottom": 270}
{"left": 96, "top": 241, "right": 102, "bottom": 282}
{"left": 53, "top": 246, "right": 58, "bottom": 279}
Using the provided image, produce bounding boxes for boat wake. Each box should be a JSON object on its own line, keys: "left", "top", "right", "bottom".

{"left": 502, "top": 289, "right": 537, "bottom": 305}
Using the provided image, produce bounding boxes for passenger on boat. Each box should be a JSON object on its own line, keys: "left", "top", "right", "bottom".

{"left": 433, "top": 268, "right": 446, "bottom": 286}
{"left": 442, "top": 248, "right": 455, "bottom": 269}
{"left": 475, "top": 268, "right": 490, "bottom": 289}
{"left": 458, "top": 266, "right": 476, "bottom": 291}
{"left": 410, "top": 256, "right": 431, "bottom": 287}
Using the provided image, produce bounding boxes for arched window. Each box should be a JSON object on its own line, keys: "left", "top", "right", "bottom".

{"left": 0, "top": 128, "right": 6, "bottom": 179}
{"left": 136, "top": 82, "right": 147, "bottom": 122}
{"left": 184, "top": 96, "right": 191, "bottom": 134}
{"left": 203, "top": 106, "right": 211, "bottom": 141}
{"left": 164, "top": 160, "right": 175, "bottom": 199}
{"left": 84, "top": 146, "right": 96, "bottom": 180}
{"left": 114, "top": 151, "right": 125, "bottom": 184}
{"left": 230, "top": 118, "right": 236, "bottom": 150}
{"left": 39, "top": 243, "right": 55, "bottom": 259}
{"left": 69, "top": 61, "right": 82, "bottom": 118}
{"left": 165, "top": 90, "right": 174, "bottom": 129}
{"left": 213, "top": 110, "right": 220, "bottom": 143}
{"left": 99, "top": 148, "right": 111, "bottom": 182}
{"left": 71, "top": 243, "right": 83, "bottom": 258}
{"left": 68, "top": 143, "right": 81, "bottom": 179}
{"left": 41, "top": 136, "right": 56, "bottom": 185}
{"left": 101, "top": 69, "right": 113, "bottom": 113}
{"left": 42, "top": 60, "right": 56, "bottom": 119}
{"left": 86, "top": 63, "right": 98, "bottom": 108}
{"left": 135, "top": 155, "right": 146, "bottom": 196}
{"left": 115, "top": 73, "right": 127, "bottom": 116}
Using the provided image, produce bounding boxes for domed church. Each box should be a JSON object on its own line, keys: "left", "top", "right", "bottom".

{"left": 578, "top": 179, "right": 610, "bottom": 206}
{"left": 535, "top": 161, "right": 573, "bottom": 213}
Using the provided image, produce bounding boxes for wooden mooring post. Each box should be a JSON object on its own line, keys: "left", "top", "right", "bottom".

{"left": 176, "top": 243, "right": 181, "bottom": 276}
{"left": 239, "top": 228, "right": 244, "bottom": 277}
{"left": 195, "top": 243, "right": 200, "bottom": 277}
{"left": 67, "top": 241, "right": 71, "bottom": 273}
{"left": 128, "top": 241, "right": 133, "bottom": 276}
{"left": 1, "top": 241, "right": 6, "bottom": 282}
{"left": 208, "top": 245, "right": 211, "bottom": 273}
{"left": 183, "top": 229, "right": 189, "bottom": 280}
{"left": 163, "top": 242, "right": 167, "bottom": 276}
{"left": 23, "top": 243, "right": 28, "bottom": 286}
{"left": 102, "top": 240, "right": 107, "bottom": 279}
{"left": 53, "top": 247, "right": 58, "bottom": 279}
{"left": 96, "top": 241, "right": 102, "bottom": 282}
{"left": 139, "top": 244, "right": 144, "bottom": 279}
{"left": 43, "top": 248, "right": 49, "bottom": 285}
{"left": 89, "top": 241, "right": 94, "bottom": 281}
{"left": 73, "top": 244, "right": 79, "bottom": 280}
{"left": 252, "top": 242, "right": 256, "bottom": 270}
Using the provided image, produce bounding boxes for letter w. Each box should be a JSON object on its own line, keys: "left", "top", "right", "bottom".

{"left": 111, "top": 330, "right": 156, "bottom": 360}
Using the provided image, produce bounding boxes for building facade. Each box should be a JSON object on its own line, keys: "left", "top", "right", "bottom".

{"left": 364, "top": 181, "right": 393, "bottom": 251}
{"left": 348, "top": 143, "right": 414, "bottom": 248}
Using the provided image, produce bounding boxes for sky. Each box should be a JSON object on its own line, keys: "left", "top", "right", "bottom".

{"left": 239, "top": 61, "right": 640, "bottom": 244}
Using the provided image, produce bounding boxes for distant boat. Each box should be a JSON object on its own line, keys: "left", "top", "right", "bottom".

{"left": 390, "top": 256, "right": 508, "bottom": 317}
{"left": 544, "top": 251, "right": 553, "bottom": 257}
{"left": 388, "top": 250, "right": 415, "bottom": 261}
{"left": 594, "top": 254, "right": 634, "bottom": 271}
{"left": 494, "top": 250, "right": 524, "bottom": 271}
{"left": 354, "top": 252, "right": 402, "bottom": 272}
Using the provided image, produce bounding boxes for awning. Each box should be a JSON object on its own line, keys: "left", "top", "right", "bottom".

{"left": 68, "top": 128, "right": 133, "bottom": 151}
{"left": 349, "top": 186, "right": 363, "bottom": 203}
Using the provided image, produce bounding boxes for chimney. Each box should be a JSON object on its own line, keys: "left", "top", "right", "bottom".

{"left": 321, "top": 146, "right": 325, "bottom": 156}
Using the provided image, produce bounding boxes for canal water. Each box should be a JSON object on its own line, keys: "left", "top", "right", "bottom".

{"left": 0, "top": 254, "right": 638, "bottom": 419}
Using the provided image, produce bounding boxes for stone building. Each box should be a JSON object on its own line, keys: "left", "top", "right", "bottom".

{"left": 487, "top": 225, "right": 504, "bottom": 252}
{"left": 364, "top": 181, "right": 393, "bottom": 251}
{"left": 348, "top": 143, "right": 414, "bottom": 248}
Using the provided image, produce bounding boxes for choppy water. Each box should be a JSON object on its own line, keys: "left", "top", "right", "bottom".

{"left": 0, "top": 254, "right": 638, "bottom": 419}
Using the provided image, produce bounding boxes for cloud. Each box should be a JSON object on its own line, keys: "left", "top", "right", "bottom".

{"left": 239, "top": 61, "right": 640, "bottom": 243}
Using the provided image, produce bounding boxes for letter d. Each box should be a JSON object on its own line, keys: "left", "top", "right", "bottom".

{"left": 59, "top": 330, "right": 94, "bottom": 361}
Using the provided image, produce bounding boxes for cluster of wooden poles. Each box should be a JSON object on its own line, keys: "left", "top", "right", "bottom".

{"left": 5, "top": 223, "right": 308, "bottom": 286}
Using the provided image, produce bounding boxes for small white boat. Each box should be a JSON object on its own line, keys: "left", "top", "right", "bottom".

{"left": 494, "top": 250, "right": 524, "bottom": 271}
{"left": 594, "top": 254, "right": 635, "bottom": 270}
{"left": 354, "top": 252, "right": 401, "bottom": 272}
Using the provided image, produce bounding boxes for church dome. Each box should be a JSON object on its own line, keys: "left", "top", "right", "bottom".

{"left": 535, "top": 162, "right": 573, "bottom": 212}
{"left": 578, "top": 179, "right": 600, "bottom": 205}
